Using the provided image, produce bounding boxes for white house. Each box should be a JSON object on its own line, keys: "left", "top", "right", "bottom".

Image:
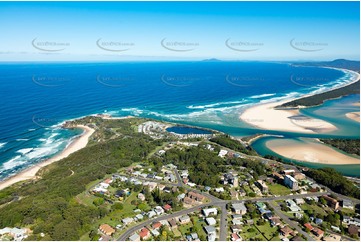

{"left": 203, "top": 208, "right": 218, "bottom": 217}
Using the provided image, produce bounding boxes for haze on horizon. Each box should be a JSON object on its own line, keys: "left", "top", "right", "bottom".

{"left": 0, "top": 1, "right": 359, "bottom": 62}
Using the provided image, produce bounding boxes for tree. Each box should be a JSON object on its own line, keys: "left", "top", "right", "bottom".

{"left": 93, "top": 197, "right": 105, "bottom": 206}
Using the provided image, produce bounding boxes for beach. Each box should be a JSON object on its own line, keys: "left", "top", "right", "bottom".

{"left": 0, "top": 125, "right": 95, "bottom": 191}
{"left": 265, "top": 138, "right": 360, "bottom": 165}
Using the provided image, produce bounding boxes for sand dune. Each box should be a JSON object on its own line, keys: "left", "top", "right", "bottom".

{"left": 346, "top": 112, "right": 360, "bottom": 122}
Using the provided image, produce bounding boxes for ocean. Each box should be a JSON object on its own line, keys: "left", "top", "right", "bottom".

{"left": 0, "top": 61, "right": 359, "bottom": 179}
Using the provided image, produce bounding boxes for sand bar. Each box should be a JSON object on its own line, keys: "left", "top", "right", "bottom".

{"left": 0, "top": 125, "right": 95, "bottom": 191}
{"left": 240, "top": 100, "right": 337, "bottom": 134}
{"left": 346, "top": 112, "right": 360, "bottom": 122}
{"left": 266, "top": 138, "right": 360, "bottom": 165}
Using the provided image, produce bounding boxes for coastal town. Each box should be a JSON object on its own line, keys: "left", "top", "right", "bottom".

{"left": 0, "top": 116, "right": 359, "bottom": 242}
{"left": 60, "top": 120, "right": 360, "bottom": 241}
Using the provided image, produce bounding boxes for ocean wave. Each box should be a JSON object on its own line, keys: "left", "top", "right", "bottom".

{"left": 2, "top": 156, "right": 27, "bottom": 171}
{"left": 187, "top": 100, "right": 246, "bottom": 109}
{"left": 249, "top": 93, "right": 276, "bottom": 99}
{"left": 16, "top": 138, "right": 29, "bottom": 141}
{"left": 17, "top": 148, "right": 34, "bottom": 155}
{"left": 0, "top": 142, "right": 6, "bottom": 149}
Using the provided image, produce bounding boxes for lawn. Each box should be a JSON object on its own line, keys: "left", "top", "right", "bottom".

{"left": 178, "top": 222, "right": 194, "bottom": 236}
{"left": 191, "top": 216, "right": 208, "bottom": 240}
{"left": 240, "top": 224, "right": 264, "bottom": 241}
{"left": 255, "top": 221, "right": 279, "bottom": 240}
{"left": 268, "top": 184, "right": 291, "bottom": 196}
{"left": 300, "top": 203, "right": 327, "bottom": 217}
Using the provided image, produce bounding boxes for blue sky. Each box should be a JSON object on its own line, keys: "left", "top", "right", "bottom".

{"left": 0, "top": 1, "right": 359, "bottom": 61}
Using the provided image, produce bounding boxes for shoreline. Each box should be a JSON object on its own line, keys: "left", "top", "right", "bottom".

{"left": 240, "top": 67, "right": 360, "bottom": 134}
{"left": 0, "top": 125, "right": 95, "bottom": 191}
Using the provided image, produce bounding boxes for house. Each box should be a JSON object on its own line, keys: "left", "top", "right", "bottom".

{"left": 246, "top": 219, "right": 254, "bottom": 225}
{"left": 204, "top": 226, "right": 216, "bottom": 241}
{"left": 203, "top": 208, "right": 218, "bottom": 217}
{"left": 177, "top": 193, "right": 186, "bottom": 201}
{"left": 232, "top": 203, "right": 247, "bottom": 215}
{"left": 232, "top": 218, "right": 242, "bottom": 225}
{"left": 218, "top": 149, "right": 228, "bottom": 157}
{"left": 315, "top": 218, "right": 323, "bottom": 225}
{"left": 230, "top": 190, "right": 238, "bottom": 198}
{"left": 273, "top": 172, "right": 284, "bottom": 181}
{"left": 152, "top": 222, "right": 162, "bottom": 230}
{"left": 294, "top": 198, "right": 305, "bottom": 205}
{"left": 168, "top": 218, "right": 178, "bottom": 229}
{"left": 99, "top": 224, "right": 115, "bottom": 236}
{"left": 137, "top": 193, "right": 145, "bottom": 201}
{"left": 122, "top": 217, "right": 134, "bottom": 226}
{"left": 283, "top": 169, "right": 295, "bottom": 175}
{"left": 128, "top": 233, "right": 140, "bottom": 241}
{"left": 256, "top": 202, "right": 267, "bottom": 210}
{"left": 270, "top": 217, "right": 282, "bottom": 227}
{"left": 322, "top": 195, "right": 339, "bottom": 210}
{"left": 188, "top": 191, "right": 205, "bottom": 202}
{"left": 330, "top": 226, "right": 341, "bottom": 233}
{"left": 190, "top": 233, "right": 199, "bottom": 240}
{"left": 151, "top": 229, "right": 160, "bottom": 237}
{"left": 280, "top": 226, "right": 293, "bottom": 237}
{"left": 154, "top": 206, "right": 164, "bottom": 215}
{"left": 148, "top": 211, "right": 156, "bottom": 218}
{"left": 304, "top": 223, "right": 314, "bottom": 231}
{"left": 179, "top": 215, "right": 191, "bottom": 224}
{"left": 206, "top": 217, "right": 217, "bottom": 226}
{"left": 135, "top": 214, "right": 144, "bottom": 221}
{"left": 239, "top": 189, "right": 246, "bottom": 197}
{"left": 256, "top": 180, "right": 269, "bottom": 193}
{"left": 184, "top": 197, "right": 195, "bottom": 206}
{"left": 231, "top": 233, "right": 242, "bottom": 242}
{"left": 342, "top": 199, "right": 354, "bottom": 210}
{"left": 157, "top": 184, "right": 165, "bottom": 191}
{"left": 231, "top": 225, "right": 242, "bottom": 233}
{"left": 139, "top": 228, "right": 151, "bottom": 240}
{"left": 215, "top": 187, "right": 224, "bottom": 193}
{"left": 163, "top": 204, "right": 172, "bottom": 212}
{"left": 312, "top": 228, "right": 324, "bottom": 238}
{"left": 284, "top": 175, "right": 298, "bottom": 190}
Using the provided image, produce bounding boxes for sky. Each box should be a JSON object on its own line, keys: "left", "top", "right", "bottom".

{"left": 0, "top": 1, "right": 359, "bottom": 61}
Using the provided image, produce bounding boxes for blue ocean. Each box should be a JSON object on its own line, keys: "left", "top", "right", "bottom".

{"left": 0, "top": 61, "right": 359, "bottom": 179}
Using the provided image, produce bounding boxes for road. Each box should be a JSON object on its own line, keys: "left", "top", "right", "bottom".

{"left": 218, "top": 203, "right": 228, "bottom": 241}
{"left": 268, "top": 200, "right": 314, "bottom": 241}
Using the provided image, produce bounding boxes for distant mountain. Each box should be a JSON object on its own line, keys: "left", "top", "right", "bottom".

{"left": 294, "top": 59, "right": 360, "bottom": 72}
{"left": 202, "top": 58, "right": 222, "bottom": 62}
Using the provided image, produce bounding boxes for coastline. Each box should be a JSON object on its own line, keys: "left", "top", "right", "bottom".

{"left": 0, "top": 125, "right": 95, "bottom": 191}
{"left": 240, "top": 68, "right": 360, "bottom": 134}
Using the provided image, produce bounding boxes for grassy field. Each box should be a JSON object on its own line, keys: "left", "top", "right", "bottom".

{"left": 178, "top": 222, "right": 193, "bottom": 236}
{"left": 300, "top": 203, "right": 328, "bottom": 217}
{"left": 268, "top": 184, "right": 291, "bottom": 196}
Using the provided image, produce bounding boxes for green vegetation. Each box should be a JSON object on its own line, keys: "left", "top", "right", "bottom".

{"left": 305, "top": 167, "right": 359, "bottom": 198}
{"left": 0, "top": 117, "right": 159, "bottom": 240}
{"left": 278, "top": 80, "right": 360, "bottom": 108}
{"left": 268, "top": 183, "right": 291, "bottom": 196}
{"left": 320, "top": 139, "right": 360, "bottom": 156}
{"left": 210, "top": 134, "right": 257, "bottom": 155}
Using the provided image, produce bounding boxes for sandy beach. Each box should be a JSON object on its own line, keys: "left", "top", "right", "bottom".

{"left": 0, "top": 125, "right": 95, "bottom": 191}
{"left": 240, "top": 100, "right": 337, "bottom": 134}
{"left": 240, "top": 68, "right": 360, "bottom": 134}
{"left": 346, "top": 112, "right": 360, "bottom": 122}
{"left": 266, "top": 138, "right": 360, "bottom": 165}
